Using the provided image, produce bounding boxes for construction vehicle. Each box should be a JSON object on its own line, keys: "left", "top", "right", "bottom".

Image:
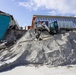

{"left": 0, "top": 11, "right": 27, "bottom": 49}
{"left": 0, "top": 11, "right": 20, "bottom": 42}
{"left": 34, "top": 19, "right": 76, "bottom": 35}
{"left": 34, "top": 21, "right": 59, "bottom": 34}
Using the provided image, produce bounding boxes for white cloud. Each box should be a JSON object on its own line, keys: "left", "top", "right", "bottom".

{"left": 19, "top": 0, "right": 76, "bottom": 15}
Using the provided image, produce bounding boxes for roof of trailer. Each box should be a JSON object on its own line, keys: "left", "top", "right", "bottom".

{"left": 33, "top": 15, "right": 76, "bottom": 19}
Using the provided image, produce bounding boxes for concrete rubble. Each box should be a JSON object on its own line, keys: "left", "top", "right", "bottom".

{"left": 0, "top": 29, "right": 76, "bottom": 71}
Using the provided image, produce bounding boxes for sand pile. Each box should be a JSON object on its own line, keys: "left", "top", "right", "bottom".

{"left": 0, "top": 29, "right": 76, "bottom": 71}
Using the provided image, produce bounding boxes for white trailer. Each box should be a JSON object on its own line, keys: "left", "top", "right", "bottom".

{"left": 57, "top": 21, "right": 74, "bottom": 29}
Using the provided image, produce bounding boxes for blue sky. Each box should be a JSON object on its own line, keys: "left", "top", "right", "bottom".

{"left": 0, "top": 0, "right": 76, "bottom": 27}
